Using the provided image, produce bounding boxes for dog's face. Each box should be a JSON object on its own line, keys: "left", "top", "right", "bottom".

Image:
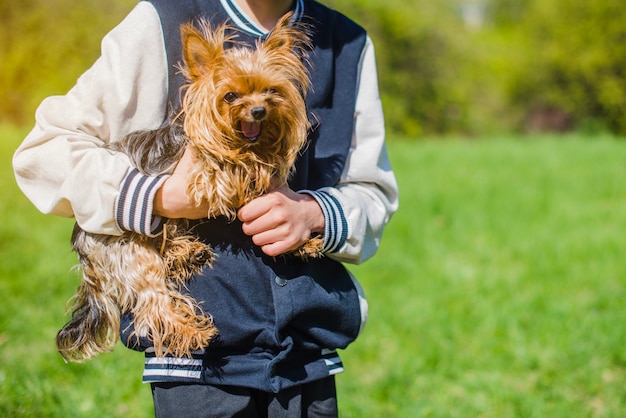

{"left": 213, "top": 47, "right": 302, "bottom": 145}
{"left": 180, "top": 15, "right": 311, "bottom": 165}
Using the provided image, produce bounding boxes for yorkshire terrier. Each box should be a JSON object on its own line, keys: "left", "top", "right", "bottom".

{"left": 56, "top": 14, "right": 320, "bottom": 362}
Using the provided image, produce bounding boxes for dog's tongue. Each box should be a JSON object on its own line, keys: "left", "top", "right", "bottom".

{"left": 241, "top": 121, "right": 261, "bottom": 140}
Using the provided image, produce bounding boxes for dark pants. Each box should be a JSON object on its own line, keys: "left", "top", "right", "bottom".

{"left": 151, "top": 376, "right": 338, "bottom": 418}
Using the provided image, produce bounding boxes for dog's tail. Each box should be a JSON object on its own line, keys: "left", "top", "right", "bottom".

{"left": 56, "top": 278, "right": 119, "bottom": 363}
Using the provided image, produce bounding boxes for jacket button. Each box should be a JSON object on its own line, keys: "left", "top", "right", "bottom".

{"left": 275, "top": 276, "right": 288, "bottom": 287}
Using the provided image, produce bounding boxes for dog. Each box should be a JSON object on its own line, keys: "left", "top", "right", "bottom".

{"left": 56, "top": 13, "right": 320, "bottom": 362}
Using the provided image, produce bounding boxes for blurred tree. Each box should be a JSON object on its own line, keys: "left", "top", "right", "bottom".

{"left": 0, "top": 0, "right": 134, "bottom": 124}
{"left": 326, "top": 0, "right": 475, "bottom": 137}
{"left": 3, "top": 0, "right": 625, "bottom": 137}
{"left": 507, "top": 0, "right": 626, "bottom": 134}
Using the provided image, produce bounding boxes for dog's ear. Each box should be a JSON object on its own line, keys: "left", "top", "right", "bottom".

{"left": 181, "top": 20, "right": 231, "bottom": 80}
{"left": 260, "top": 13, "right": 312, "bottom": 94}
{"left": 262, "top": 13, "right": 311, "bottom": 57}
{"left": 181, "top": 23, "right": 214, "bottom": 80}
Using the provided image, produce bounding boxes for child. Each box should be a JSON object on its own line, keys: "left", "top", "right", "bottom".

{"left": 13, "top": 0, "right": 398, "bottom": 416}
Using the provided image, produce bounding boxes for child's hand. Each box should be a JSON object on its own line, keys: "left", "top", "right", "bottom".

{"left": 153, "top": 147, "right": 210, "bottom": 219}
{"left": 238, "top": 186, "right": 324, "bottom": 257}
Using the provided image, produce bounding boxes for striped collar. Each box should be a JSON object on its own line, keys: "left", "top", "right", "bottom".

{"left": 219, "top": 0, "right": 304, "bottom": 37}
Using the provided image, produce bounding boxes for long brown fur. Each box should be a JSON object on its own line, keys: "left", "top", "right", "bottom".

{"left": 56, "top": 14, "right": 320, "bottom": 363}
{"left": 181, "top": 17, "right": 311, "bottom": 218}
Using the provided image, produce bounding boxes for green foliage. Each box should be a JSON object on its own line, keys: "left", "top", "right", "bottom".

{"left": 2, "top": 0, "right": 626, "bottom": 136}
{"left": 508, "top": 0, "right": 626, "bottom": 135}
{"left": 3, "top": 124, "right": 626, "bottom": 416}
{"left": 0, "top": 0, "right": 135, "bottom": 124}
{"left": 327, "top": 0, "right": 476, "bottom": 137}
{"left": 327, "top": 0, "right": 626, "bottom": 137}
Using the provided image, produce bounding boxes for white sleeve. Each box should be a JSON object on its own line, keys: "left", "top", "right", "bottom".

{"left": 310, "top": 36, "right": 399, "bottom": 265}
{"left": 12, "top": 2, "right": 169, "bottom": 235}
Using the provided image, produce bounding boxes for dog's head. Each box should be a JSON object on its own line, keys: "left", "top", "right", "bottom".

{"left": 179, "top": 14, "right": 311, "bottom": 173}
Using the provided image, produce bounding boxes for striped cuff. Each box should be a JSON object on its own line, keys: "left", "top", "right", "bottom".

{"left": 116, "top": 168, "right": 168, "bottom": 236}
{"left": 300, "top": 190, "right": 348, "bottom": 254}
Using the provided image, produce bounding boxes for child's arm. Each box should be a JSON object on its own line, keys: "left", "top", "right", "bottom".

{"left": 12, "top": 3, "right": 169, "bottom": 235}
{"left": 308, "top": 37, "right": 398, "bottom": 264}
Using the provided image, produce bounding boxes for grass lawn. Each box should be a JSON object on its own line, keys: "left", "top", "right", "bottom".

{"left": 1, "top": 124, "right": 625, "bottom": 417}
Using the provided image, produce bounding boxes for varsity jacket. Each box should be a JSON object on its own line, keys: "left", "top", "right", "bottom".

{"left": 13, "top": 0, "right": 398, "bottom": 392}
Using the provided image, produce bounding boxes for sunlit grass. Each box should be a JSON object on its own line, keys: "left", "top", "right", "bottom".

{"left": 341, "top": 136, "right": 626, "bottom": 417}
{"left": 2, "top": 125, "right": 625, "bottom": 417}
{"left": 0, "top": 125, "right": 152, "bottom": 418}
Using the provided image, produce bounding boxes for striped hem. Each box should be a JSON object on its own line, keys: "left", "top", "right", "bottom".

{"left": 142, "top": 352, "right": 204, "bottom": 383}
{"left": 300, "top": 190, "right": 349, "bottom": 254}
{"left": 322, "top": 349, "right": 345, "bottom": 376}
{"left": 116, "top": 168, "right": 168, "bottom": 236}
{"left": 141, "top": 349, "right": 344, "bottom": 383}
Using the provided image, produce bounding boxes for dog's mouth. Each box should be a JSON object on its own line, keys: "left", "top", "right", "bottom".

{"left": 240, "top": 121, "right": 261, "bottom": 142}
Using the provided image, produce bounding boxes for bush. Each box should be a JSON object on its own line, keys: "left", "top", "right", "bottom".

{"left": 0, "top": 0, "right": 134, "bottom": 124}
{"left": 326, "top": 0, "right": 480, "bottom": 137}
{"left": 329, "top": 0, "right": 626, "bottom": 137}
{"left": 3, "top": 0, "right": 626, "bottom": 137}
{"left": 506, "top": 0, "right": 626, "bottom": 135}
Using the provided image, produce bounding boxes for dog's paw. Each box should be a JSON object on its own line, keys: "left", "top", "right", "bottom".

{"left": 294, "top": 235, "right": 324, "bottom": 259}
{"left": 190, "top": 247, "right": 213, "bottom": 266}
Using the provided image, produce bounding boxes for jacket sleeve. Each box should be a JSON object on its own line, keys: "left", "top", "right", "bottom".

{"left": 12, "top": 2, "right": 169, "bottom": 235}
{"left": 303, "top": 36, "right": 399, "bottom": 265}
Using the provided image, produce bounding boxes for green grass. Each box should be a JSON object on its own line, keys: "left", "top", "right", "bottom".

{"left": 0, "top": 125, "right": 153, "bottom": 417}
{"left": 2, "top": 125, "right": 626, "bottom": 417}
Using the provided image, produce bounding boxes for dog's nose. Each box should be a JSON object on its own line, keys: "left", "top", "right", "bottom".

{"left": 251, "top": 107, "right": 267, "bottom": 120}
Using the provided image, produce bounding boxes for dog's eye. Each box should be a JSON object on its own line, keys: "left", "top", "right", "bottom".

{"left": 266, "top": 88, "right": 279, "bottom": 95}
{"left": 224, "top": 92, "right": 240, "bottom": 103}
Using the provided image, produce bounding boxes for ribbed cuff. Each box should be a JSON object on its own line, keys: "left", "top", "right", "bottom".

{"left": 299, "top": 190, "right": 348, "bottom": 254}
{"left": 116, "top": 168, "right": 168, "bottom": 236}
